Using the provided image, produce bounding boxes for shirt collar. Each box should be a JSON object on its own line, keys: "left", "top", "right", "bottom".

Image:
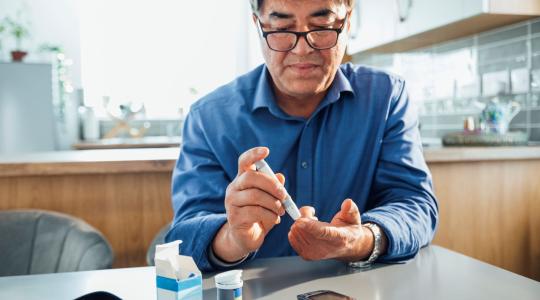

{"left": 251, "top": 65, "right": 276, "bottom": 113}
{"left": 325, "top": 66, "right": 355, "bottom": 105}
{"left": 251, "top": 64, "right": 355, "bottom": 114}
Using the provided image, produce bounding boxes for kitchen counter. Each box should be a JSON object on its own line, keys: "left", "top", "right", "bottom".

{"left": 1, "top": 146, "right": 540, "bottom": 177}
{"left": 71, "top": 136, "right": 181, "bottom": 150}
{"left": 1, "top": 146, "right": 539, "bottom": 278}
{"left": 0, "top": 148, "right": 179, "bottom": 177}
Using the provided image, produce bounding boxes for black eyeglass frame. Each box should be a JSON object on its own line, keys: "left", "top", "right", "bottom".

{"left": 256, "top": 14, "right": 349, "bottom": 52}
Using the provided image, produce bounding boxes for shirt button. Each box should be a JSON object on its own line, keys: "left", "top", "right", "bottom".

{"left": 301, "top": 161, "right": 309, "bottom": 169}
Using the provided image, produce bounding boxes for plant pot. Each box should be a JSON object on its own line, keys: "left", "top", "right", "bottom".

{"left": 11, "top": 50, "right": 27, "bottom": 62}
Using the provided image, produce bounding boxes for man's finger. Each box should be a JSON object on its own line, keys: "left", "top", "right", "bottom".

{"left": 288, "top": 231, "right": 305, "bottom": 258}
{"left": 237, "top": 147, "right": 269, "bottom": 175}
{"left": 290, "top": 222, "right": 312, "bottom": 248}
{"left": 336, "top": 199, "right": 361, "bottom": 225}
{"left": 233, "top": 188, "right": 285, "bottom": 216}
{"left": 232, "top": 205, "right": 280, "bottom": 233}
{"left": 275, "top": 173, "right": 285, "bottom": 185}
{"left": 234, "top": 171, "right": 287, "bottom": 202}
{"left": 252, "top": 206, "right": 280, "bottom": 234}
{"left": 299, "top": 206, "right": 317, "bottom": 220}
{"left": 288, "top": 230, "right": 306, "bottom": 256}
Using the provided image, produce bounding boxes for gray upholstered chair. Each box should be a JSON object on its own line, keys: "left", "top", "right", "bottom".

{"left": 0, "top": 210, "right": 114, "bottom": 276}
{"left": 146, "top": 222, "right": 171, "bottom": 266}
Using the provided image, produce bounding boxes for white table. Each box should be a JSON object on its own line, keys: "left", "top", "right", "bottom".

{"left": 0, "top": 246, "right": 538, "bottom": 300}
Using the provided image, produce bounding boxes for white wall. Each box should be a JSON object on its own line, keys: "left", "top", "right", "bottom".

{"left": 0, "top": 0, "right": 264, "bottom": 119}
{"left": 78, "top": 0, "right": 264, "bottom": 118}
{"left": 0, "top": 0, "right": 82, "bottom": 88}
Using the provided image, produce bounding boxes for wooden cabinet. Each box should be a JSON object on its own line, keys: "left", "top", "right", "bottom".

{"left": 0, "top": 148, "right": 179, "bottom": 268}
{"left": 1, "top": 147, "right": 539, "bottom": 281}
{"left": 0, "top": 172, "right": 173, "bottom": 268}
{"left": 429, "top": 159, "right": 540, "bottom": 281}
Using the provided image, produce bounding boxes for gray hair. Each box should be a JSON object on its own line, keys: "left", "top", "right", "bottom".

{"left": 249, "top": 0, "right": 356, "bottom": 15}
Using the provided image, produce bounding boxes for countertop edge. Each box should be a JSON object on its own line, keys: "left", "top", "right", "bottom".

{"left": 423, "top": 146, "right": 540, "bottom": 163}
{"left": 1, "top": 147, "right": 540, "bottom": 177}
{"left": 0, "top": 160, "right": 176, "bottom": 177}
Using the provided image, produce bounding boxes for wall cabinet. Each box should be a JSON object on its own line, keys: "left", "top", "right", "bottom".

{"left": 347, "top": 0, "right": 397, "bottom": 55}
{"left": 347, "top": 0, "right": 540, "bottom": 54}
{"left": 394, "top": 0, "right": 470, "bottom": 38}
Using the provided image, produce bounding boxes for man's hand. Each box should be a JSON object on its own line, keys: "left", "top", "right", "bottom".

{"left": 288, "top": 199, "right": 386, "bottom": 261}
{"left": 212, "top": 147, "right": 287, "bottom": 263}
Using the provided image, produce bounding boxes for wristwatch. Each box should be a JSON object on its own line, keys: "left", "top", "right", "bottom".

{"left": 348, "top": 222, "right": 382, "bottom": 268}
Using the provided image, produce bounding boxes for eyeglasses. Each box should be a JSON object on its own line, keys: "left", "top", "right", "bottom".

{"left": 257, "top": 15, "right": 348, "bottom": 52}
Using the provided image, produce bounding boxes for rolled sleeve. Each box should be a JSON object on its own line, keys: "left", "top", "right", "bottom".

{"left": 165, "top": 107, "right": 236, "bottom": 272}
{"left": 362, "top": 79, "right": 439, "bottom": 262}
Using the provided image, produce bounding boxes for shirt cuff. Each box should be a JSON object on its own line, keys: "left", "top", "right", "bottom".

{"left": 361, "top": 213, "right": 411, "bottom": 264}
{"left": 207, "top": 244, "right": 250, "bottom": 269}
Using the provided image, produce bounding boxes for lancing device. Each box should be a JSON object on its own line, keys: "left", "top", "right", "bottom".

{"left": 254, "top": 159, "right": 301, "bottom": 220}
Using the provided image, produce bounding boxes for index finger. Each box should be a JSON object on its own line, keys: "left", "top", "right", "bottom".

{"left": 299, "top": 206, "right": 318, "bottom": 220}
{"left": 237, "top": 147, "right": 269, "bottom": 176}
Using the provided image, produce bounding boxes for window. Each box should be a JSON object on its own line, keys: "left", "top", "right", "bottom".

{"left": 79, "top": 0, "right": 263, "bottom": 119}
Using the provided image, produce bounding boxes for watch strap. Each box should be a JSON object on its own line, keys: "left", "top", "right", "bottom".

{"left": 348, "top": 222, "right": 382, "bottom": 268}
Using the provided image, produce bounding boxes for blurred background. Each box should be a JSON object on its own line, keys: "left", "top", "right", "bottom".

{"left": 1, "top": 0, "right": 540, "bottom": 150}
{"left": 0, "top": 0, "right": 539, "bottom": 283}
{"left": 0, "top": 0, "right": 263, "bottom": 151}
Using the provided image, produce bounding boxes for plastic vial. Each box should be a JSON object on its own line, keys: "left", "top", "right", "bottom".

{"left": 214, "top": 270, "right": 243, "bottom": 300}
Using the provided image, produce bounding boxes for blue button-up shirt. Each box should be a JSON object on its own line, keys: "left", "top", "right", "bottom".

{"left": 166, "top": 63, "right": 438, "bottom": 272}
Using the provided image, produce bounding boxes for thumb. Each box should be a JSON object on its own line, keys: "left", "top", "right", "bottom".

{"left": 336, "top": 199, "right": 361, "bottom": 225}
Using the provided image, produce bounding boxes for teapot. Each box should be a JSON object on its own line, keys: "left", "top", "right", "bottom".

{"left": 480, "top": 97, "right": 520, "bottom": 134}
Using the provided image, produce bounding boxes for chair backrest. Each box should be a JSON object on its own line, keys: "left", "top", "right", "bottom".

{"left": 146, "top": 222, "right": 171, "bottom": 266}
{"left": 0, "top": 210, "right": 114, "bottom": 276}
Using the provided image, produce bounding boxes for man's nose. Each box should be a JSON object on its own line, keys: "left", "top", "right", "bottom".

{"left": 290, "top": 34, "right": 314, "bottom": 55}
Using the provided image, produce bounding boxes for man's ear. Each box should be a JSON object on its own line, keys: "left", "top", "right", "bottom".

{"left": 346, "top": 12, "right": 352, "bottom": 33}
{"left": 252, "top": 13, "right": 258, "bottom": 25}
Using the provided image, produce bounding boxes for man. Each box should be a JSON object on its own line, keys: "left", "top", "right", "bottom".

{"left": 166, "top": 0, "right": 438, "bottom": 272}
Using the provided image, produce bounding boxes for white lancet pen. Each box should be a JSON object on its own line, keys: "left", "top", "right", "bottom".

{"left": 254, "top": 159, "right": 301, "bottom": 220}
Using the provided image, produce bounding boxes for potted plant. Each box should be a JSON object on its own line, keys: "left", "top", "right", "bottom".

{"left": 5, "top": 16, "right": 30, "bottom": 62}
{"left": 0, "top": 18, "right": 6, "bottom": 58}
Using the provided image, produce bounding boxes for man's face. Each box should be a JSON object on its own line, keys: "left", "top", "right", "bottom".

{"left": 256, "top": 0, "right": 350, "bottom": 99}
